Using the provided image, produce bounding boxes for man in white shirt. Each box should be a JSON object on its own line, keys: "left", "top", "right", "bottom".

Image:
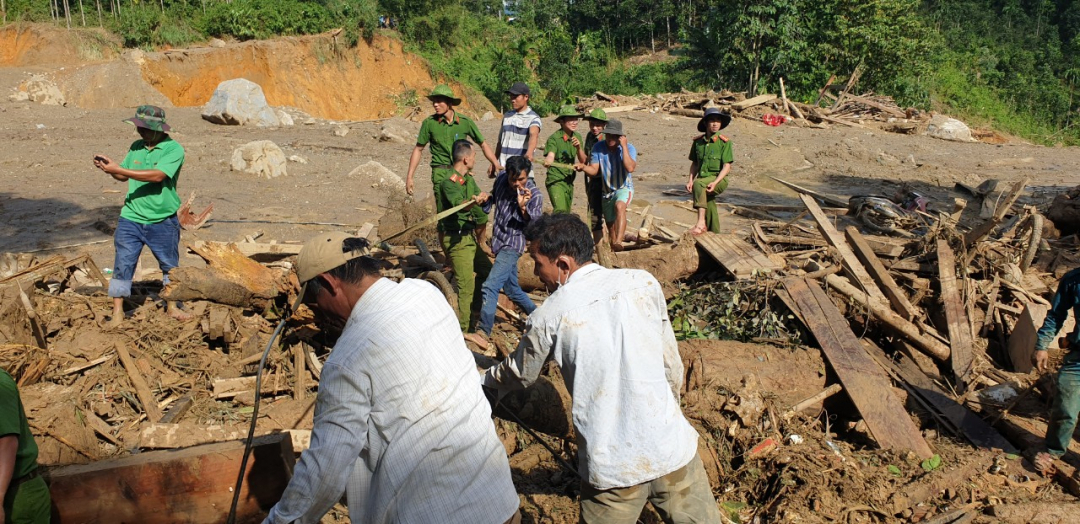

{"left": 492, "top": 82, "right": 542, "bottom": 178}
{"left": 483, "top": 214, "right": 720, "bottom": 523}
{"left": 263, "top": 232, "right": 520, "bottom": 524}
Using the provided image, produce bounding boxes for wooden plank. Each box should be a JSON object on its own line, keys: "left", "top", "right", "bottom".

{"left": 758, "top": 230, "right": 905, "bottom": 258}
{"left": 783, "top": 278, "right": 934, "bottom": 458}
{"left": 188, "top": 240, "right": 303, "bottom": 260}
{"left": 846, "top": 226, "right": 920, "bottom": 321}
{"left": 213, "top": 373, "right": 300, "bottom": 399}
{"left": 842, "top": 94, "right": 906, "bottom": 117}
{"left": 937, "top": 240, "right": 974, "bottom": 391}
{"left": 863, "top": 342, "right": 1017, "bottom": 453}
{"left": 45, "top": 433, "right": 294, "bottom": 523}
{"left": 800, "top": 194, "right": 889, "bottom": 304}
{"left": 770, "top": 177, "right": 849, "bottom": 208}
{"left": 115, "top": 342, "right": 162, "bottom": 423}
{"left": 696, "top": 233, "right": 780, "bottom": 279}
{"left": 158, "top": 392, "right": 194, "bottom": 424}
{"left": 733, "top": 94, "right": 778, "bottom": 111}
{"left": 712, "top": 235, "right": 769, "bottom": 273}
{"left": 727, "top": 203, "right": 848, "bottom": 215}
{"left": 1007, "top": 303, "right": 1048, "bottom": 373}
{"left": 140, "top": 423, "right": 247, "bottom": 449}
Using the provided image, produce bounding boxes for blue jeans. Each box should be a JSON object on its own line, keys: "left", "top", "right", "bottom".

{"left": 1047, "top": 350, "right": 1080, "bottom": 457}
{"left": 109, "top": 215, "right": 180, "bottom": 298}
{"left": 477, "top": 250, "right": 536, "bottom": 335}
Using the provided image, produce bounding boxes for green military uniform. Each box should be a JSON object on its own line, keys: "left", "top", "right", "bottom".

{"left": 544, "top": 131, "right": 584, "bottom": 213}
{"left": 1, "top": 369, "right": 51, "bottom": 524}
{"left": 584, "top": 108, "right": 607, "bottom": 233}
{"left": 688, "top": 132, "right": 733, "bottom": 233}
{"left": 416, "top": 111, "right": 486, "bottom": 212}
{"left": 439, "top": 171, "right": 493, "bottom": 332}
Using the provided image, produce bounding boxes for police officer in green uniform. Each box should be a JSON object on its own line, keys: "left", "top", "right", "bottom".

{"left": 1, "top": 368, "right": 50, "bottom": 524}
{"left": 439, "top": 140, "right": 493, "bottom": 332}
{"left": 686, "top": 108, "right": 734, "bottom": 235}
{"left": 406, "top": 85, "right": 501, "bottom": 212}
{"left": 542, "top": 105, "right": 587, "bottom": 213}
{"left": 583, "top": 108, "right": 608, "bottom": 242}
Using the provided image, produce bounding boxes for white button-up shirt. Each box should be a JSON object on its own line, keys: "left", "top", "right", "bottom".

{"left": 484, "top": 264, "right": 699, "bottom": 490}
{"left": 265, "top": 278, "right": 519, "bottom": 524}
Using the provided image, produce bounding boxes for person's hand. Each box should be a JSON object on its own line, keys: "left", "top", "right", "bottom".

{"left": 573, "top": 163, "right": 585, "bottom": 171}
{"left": 571, "top": 136, "right": 581, "bottom": 149}
{"left": 487, "top": 163, "right": 498, "bottom": 179}
{"left": 707, "top": 180, "right": 719, "bottom": 193}
{"left": 618, "top": 135, "right": 628, "bottom": 149}
{"left": 405, "top": 177, "right": 414, "bottom": 196}
{"left": 516, "top": 187, "right": 532, "bottom": 209}
{"left": 93, "top": 154, "right": 116, "bottom": 173}
{"left": 1034, "top": 350, "right": 1049, "bottom": 372}
{"left": 685, "top": 180, "right": 694, "bottom": 193}
{"left": 474, "top": 192, "right": 490, "bottom": 205}
{"left": 543, "top": 159, "right": 552, "bottom": 168}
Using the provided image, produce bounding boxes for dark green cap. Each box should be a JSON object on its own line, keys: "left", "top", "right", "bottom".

{"left": 427, "top": 84, "right": 462, "bottom": 106}
{"left": 587, "top": 108, "right": 608, "bottom": 123}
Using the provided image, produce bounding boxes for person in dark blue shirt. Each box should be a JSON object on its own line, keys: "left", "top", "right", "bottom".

{"left": 1033, "top": 267, "right": 1080, "bottom": 468}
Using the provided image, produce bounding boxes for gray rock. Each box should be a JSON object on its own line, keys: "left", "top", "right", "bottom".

{"left": 333, "top": 125, "right": 350, "bottom": 137}
{"left": 481, "top": 111, "right": 495, "bottom": 121}
{"left": 277, "top": 110, "right": 294, "bottom": 126}
{"left": 378, "top": 117, "right": 419, "bottom": 144}
{"left": 348, "top": 161, "right": 405, "bottom": 192}
{"left": 288, "top": 155, "right": 309, "bottom": 164}
{"left": 201, "top": 79, "right": 280, "bottom": 127}
{"left": 12, "top": 75, "right": 65, "bottom": 106}
{"left": 926, "top": 114, "right": 975, "bottom": 143}
{"left": 209, "top": 38, "right": 226, "bottom": 48}
{"left": 231, "top": 140, "right": 287, "bottom": 179}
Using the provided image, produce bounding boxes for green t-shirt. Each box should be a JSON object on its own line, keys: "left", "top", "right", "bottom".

{"left": 119, "top": 137, "right": 184, "bottom": 224}
{"left": 544, "top": 131, "right": 584, "bottom": 184}
{"left": 439, "top": 171, "right": 488, "bottom": 231}
{"left": 0, "top": 369, "right": 39, "bottom": 480}
{"left": 688, "top": 132, "right": 734, "bottom": 176}
{"left": 416, "top": 112, "right": 485, "bottom": 168}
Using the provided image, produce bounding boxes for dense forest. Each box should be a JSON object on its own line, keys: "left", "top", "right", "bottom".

{"left": 3, "top": 0, "right": 1080, "bottom": 144}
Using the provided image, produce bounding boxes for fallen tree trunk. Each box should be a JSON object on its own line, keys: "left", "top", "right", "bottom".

{"left": 517, "top": 235, "right": 700, "bottom": 293}
{"left": 162, "top": 242, "right": 284, "bottom": 308}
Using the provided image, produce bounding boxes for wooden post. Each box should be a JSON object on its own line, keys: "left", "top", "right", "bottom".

{"left": 937, "top": 240, "right": 974, "bottom": 391}
{"left": 292, "top": 343, "right": 306, "bottom": 401}
{"left": 799, "top": 194, "right": 889, "bottom": 304}
{"left": 115, "top": 342, "right": 162, "bottom": 422}
{"left": 815, "top": 74, "right": 836, "bottom": 105}
{"left": 845, "top": 226, "right": 920, "bottom": 321}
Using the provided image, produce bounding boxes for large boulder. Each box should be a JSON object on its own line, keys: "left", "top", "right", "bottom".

{"left": 201, "top": 79, "right": 280, "bottom": 127}
{"left": 347, "top": 161, "right": 405, "bottom": 192}
{"left": 231, "top": 140, "right": 287, "bottom": 179}
{"left": 378, "top": 117, "right": 419, "bottom": 144}
{"left": 10, "top": 75, "right": 65, "bottom": 106}
{"left": 926, "top": 114, "right": 975, "bottom": 142}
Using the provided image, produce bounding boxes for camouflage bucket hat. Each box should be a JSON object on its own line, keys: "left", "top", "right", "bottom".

{"left": 554, "top": 105, "right": 585, "bottom": 122}
{"left": 427, "top": 84, "right": 462, "bottom": 106}
{"left": 124, "top": 105, "right": 171, "bottom": 133}
{"left": 587, "top": 108, "right": 608, "bottom": 123}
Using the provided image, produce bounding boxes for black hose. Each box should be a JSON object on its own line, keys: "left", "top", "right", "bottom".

{"left": 493, "top": 403, "right": 581, "bottom": 480}
{"left": 226, "top": 293, "right": 303, "bottom": 524}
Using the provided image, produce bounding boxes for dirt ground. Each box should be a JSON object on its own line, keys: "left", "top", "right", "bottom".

{"left": 4, "top": 24, "right": 1080, "bottom": 524}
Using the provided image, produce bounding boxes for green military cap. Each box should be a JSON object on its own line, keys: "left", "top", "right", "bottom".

{"left": 124, "top": 105, "right": 171, "bottom": 133}
{"left": 554, "top": 105, "right": 585, "bottom": 122}
{"left": 427, "top": 84, "right": 462, "bottom": 106}
{"left": 586, "top": 108, "right": 608, "bottom": 123}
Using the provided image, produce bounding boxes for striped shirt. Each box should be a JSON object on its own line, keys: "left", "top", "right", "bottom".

{"left": 264, "top": 278, "right": 519, "bottom": 524}
{"left": 590, "top": 141, "right": 637, "bottom": 197}
{"left": 497, "top": 107, "right": 542, "bottom": 174}
{"left": 484, "top": 264, "right": 699, "bottom": 490}
{"left": 483, "top": 171, "right": 543, "bottom": 255}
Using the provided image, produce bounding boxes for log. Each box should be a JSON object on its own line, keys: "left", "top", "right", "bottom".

{"left": 163, "top": 242, "right": 281, "bottom": 308}
{"left": 831, "top": 66, "right": 861, "bottom": 110}
{"left": 825, "top": 273, "right": 952, "bottom": 361}
{"left": 188, "top": 240, "right": 301, "bottom": 260}
{"left": 733, "top": 94, "right": 777, "bottom": 111}
{"left": 517, "top": 236, "right": 700, "bottom": 292}
{"left": 784, "top": 383, "right": 843, "bottom": 419}
{"left": 45, "top": 433, "right": 294, "bottom": 524}
{"left": 937, "top": 240, "right": 975, "bottom": 390}
{"left": 888, "top": 456, "right": 993, "bottom": 515}
{"left": 780, "top": 77, "right": 805, "bottom": 119}
{"left": 842, "top": 94, "right": 906, "bottom": 117}
{"left": 800, "top": 195, "right": 889, "bottom": 304}
{"left": 815, "top": 74, "right": 837, "bottom": 105}
{"left": 669, "top": 108, "right": 704, "bottom": 118}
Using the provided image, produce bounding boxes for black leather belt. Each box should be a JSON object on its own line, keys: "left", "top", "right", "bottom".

{"left": 12, "top": 469, "right": 39, "bottom": 488}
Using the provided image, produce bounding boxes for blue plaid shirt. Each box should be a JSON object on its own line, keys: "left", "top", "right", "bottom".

{"left": 1036, "top": 267, "right": 1080, "bottom": 351}
{"left": 484, "top": 171, "right": 543, "bottom": 255}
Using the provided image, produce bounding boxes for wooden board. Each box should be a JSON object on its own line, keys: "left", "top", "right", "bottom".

{"left": 937, "top": 240, "right": 974, "bottom": 391}
{"left": 1007, "top": 303, "right": 1048, "bottom": 373}
{"left": 45, "top": 433, "right": 294, "bottom": 524}
{"left": 733, "top": 94, "right": 777, "bottom": 111}
{"left": 696, "top": 233, "right": 781, "bottom": 279}
{"left": 783, "top": 278, "right": 934, "bottom": 458}
{"left": 863, "top": 342, "right": 1016, "bottom": 453}
{"left": 846, "top": 226, "right": 920, "bottom": 321}
{"left": 799, "top": 194, "right": 889, "bottom": 304}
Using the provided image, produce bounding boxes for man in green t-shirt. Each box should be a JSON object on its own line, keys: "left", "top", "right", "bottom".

{"left": 93, "top": 105, "right": 188, "bottom": 326}
{"left": 406, "top": 85, "right": 501, "bottom": 213}
{"left": 1, "top": 369, "right": 51, "bottom": 523}
{"left": 439, "top": 140, "right": 493, "bottom": 332}
{"left": 686, "top": 108, "right": 734, "bottom": 235}
{"left": 542, "top": 105, "right": 587, "bottom": 213}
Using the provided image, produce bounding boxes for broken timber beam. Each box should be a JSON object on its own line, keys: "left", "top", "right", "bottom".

{"left": 732, "top": 94, "right": 777, "bottom": 111}
{"left": 45, "top": 433, "right": 294, "bottom": 523}
{"left": 115, "top": 342, "right": 162, "bottom": 423}
{"left": 782, "top": 278, "right": 934, "bottom": 458}
{"left": 937, "top": 240, "right": 975, "bottom": 391}
{"left": 846, "top": 226, "right": 920, "bottom": 321}
{"left": 963, "top": 178, "right": 1028, "bottom": 248}
{"left": 800, "top": 194, "right": 889, "bottom": 304}
{"left": 825, "top": 273, "right": 951, "bottom": 361}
